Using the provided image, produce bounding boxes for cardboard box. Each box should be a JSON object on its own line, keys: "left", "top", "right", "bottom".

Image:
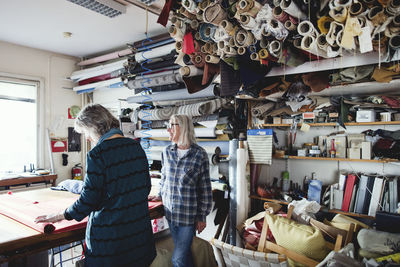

{"left": 273, "top": 117, "right": 282, "bottom": 124}
{"left": 348, "top": 148, "right": 361, "bottom": 159}
{"left": 282, "top": 118, "right": 294, "bottom": 124}
{"left": 356, "top": 110, "right": 376, "bottom": 122}
{"left": 361, "top": 141, "right": 372, "bottom": 159}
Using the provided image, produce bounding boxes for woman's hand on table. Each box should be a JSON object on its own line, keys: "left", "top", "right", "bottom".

{"left": 35, "top": 211, "right": 65, "bottom": 223}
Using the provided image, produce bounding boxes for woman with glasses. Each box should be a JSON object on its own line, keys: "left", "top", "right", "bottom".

{"left": 150, "top": 114, "right": 212, "bottom": 267}
{"left": 35, "top": 104, "right": 156, "bottom": 267}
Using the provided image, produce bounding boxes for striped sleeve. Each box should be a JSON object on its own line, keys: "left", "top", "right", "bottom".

{"left": 196, "top": 150, "right": 212, "bottom": 222}
{"left": 65, "top": 151, "right": 105, "bottom": 221}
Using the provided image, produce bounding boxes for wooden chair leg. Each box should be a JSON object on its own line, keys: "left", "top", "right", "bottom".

{"left": 334, "top": 234, "right": 343, "bottom": 252}
{"left": 258, "top": 212, "right": 269, "bottom": 252}
{"left": 345, "top": 223, "right": 354, "bottom": 245}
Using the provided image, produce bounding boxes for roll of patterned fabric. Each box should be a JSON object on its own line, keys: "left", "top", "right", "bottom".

{"left": 239, "top": 14, "right": 257, "bottom": 30}
{"left": 203, "top": 3, "right": 227, "bottom": 26}
{"left": 236, "top": 0, "right": 261, "bottom": 17}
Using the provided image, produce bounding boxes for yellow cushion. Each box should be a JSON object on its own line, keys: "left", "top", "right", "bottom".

{"left": 265, "top": 214, "right": 329, "bottom": 263}
{"left": 324, "top": 214, "right": 369, "bottom": 233}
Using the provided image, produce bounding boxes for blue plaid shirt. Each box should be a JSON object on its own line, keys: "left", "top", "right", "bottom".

{"left": 159, "top": 143, "right": 212, "bottom": 226}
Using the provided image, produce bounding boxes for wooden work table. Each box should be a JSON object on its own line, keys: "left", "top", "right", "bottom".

{"left": 0, "top": 188, "right": 164, "bottom": 263}
{"left": 0, "top": 174, "right": 57, "bottom": 188}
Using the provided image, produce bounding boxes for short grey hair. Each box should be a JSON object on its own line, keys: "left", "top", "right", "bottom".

{"left": 170, "top": 114, "right": 196, "bottom": 147}
{"left": 74, "top": 104, "right": 120, "bottom": 139}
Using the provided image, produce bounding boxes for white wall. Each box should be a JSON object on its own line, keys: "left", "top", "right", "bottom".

{"left": 0, "top": 40, "right": 82, "bottom": 183}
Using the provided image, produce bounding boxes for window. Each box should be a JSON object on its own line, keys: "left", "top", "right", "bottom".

{"left": 0, "top": 79, "right": 38, "bottom": 174}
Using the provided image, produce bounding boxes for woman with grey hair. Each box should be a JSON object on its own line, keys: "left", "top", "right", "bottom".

{"left": 150, "top": 114, "right": 213, "bottom": 267}
{"left": 36, "top": 104, "right": 156, "bottom": 267}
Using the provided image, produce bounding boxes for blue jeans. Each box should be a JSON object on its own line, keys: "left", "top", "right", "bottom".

{"left": 168, "top": 221, "right": 195, "bottom": 267}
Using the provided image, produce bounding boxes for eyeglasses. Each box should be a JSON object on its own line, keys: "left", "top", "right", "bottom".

{"left": 166, "top": 122, "right": 179, "bottom": 129}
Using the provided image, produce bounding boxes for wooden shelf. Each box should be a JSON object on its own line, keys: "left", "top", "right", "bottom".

{"left": 262, "top": 121, "right": 400, "bottom": 127}
{"left": 250, "top": 195, "right": 375, "bottom": 219}
{"left": 273, "top": 155, "right": 399, "bottom": 163}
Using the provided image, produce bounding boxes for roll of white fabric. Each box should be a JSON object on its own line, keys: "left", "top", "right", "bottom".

{"left": 179, "top": 65, "right": 204, "bottom": 77}
{"left": 127, "top": 85, "right": 216, "bottom": 103}
{"left": 301, "top": 34, "right": 329, "bottom": 58}
{"left": 236, "top": 145, "right": 250, "bottom": 228}
{"left": 280, "top": 0, "right": 307, "bottom": 20}
{"left": 70, "top": 59, "right": 127, "bottom": 82}
{"left": 134, "top": 43, "right": 176, "bottom": 63}
{"left": 297, "top": 20, "right": 316, "bottom": 37}
{"left": 134, "top": 127, "right": 217, "bottom": 138}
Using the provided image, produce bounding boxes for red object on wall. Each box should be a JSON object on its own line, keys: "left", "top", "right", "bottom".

{"left": 51, "top": 140, "right": 67, "bottom": 153}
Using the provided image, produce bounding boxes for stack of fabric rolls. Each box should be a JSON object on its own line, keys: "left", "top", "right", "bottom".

{"left": 156, "top": 0, "right": 400, "bottom": 96}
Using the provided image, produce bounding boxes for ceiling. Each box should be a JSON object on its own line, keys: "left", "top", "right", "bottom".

{"left": 0, "top": 0, "right": 168, "bottom": 58}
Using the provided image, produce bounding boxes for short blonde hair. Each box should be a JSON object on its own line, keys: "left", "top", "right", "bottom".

{"left": 170, "top": 114, "right": 196, "bottom": 147}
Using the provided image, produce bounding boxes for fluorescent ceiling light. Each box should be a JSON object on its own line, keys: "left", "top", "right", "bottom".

{"left": 66, "top": 0, "right": 126, "bottom": 18}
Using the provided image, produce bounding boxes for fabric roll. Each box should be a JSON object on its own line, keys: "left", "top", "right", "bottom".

{"left": 268, "top": 40, "right": 282, "bottom": 58}
{"left": 179, "top": 65, "right": 204, "bottom": 77}
{"left": 239, "top": 15, "right": 257, "bottom": 30}
{"left": 237, "top": 46, "right": 247, "bottom": 55}
{"left": 250, "top": 52, "right": 259, "bottom": 61}
{"left": 280, "top": 0, "right": 307, "bottom": 20}
{"left": 137, "top": 98, "right": 227, "bottom": 120}
{"left": 273, "top": 6, "right": 289, "bottom": 22}
{"left": 284, "top": 19, "right": 297, "bottom": 31}
{"left": 127, "top": 72, "right": 183, "bottom": 90}
{"left": 234, "top": 28, "right": 255, "bottom": 47}
{"left": 134, "top": 127, "right": 217, "bottom": 138}
{"left": 386, "top": 0, "right": 400, "bottom": 16}
{"left": 78, "top": 68, "right": 125, "bottom": 86}
{"left": 236, "top": 144, "right": 250, "bottom": 230}
{"left": 389, "top": 35, "right": 400, "bottom": 50}
{"left": 70, "top": 59, "right": 127, "bottom": 82}
{"left": 297, "top": 20, "right": 316, "bottom": 36}
{"left": 191, "top": 52, "right": 206, "bottom": 68}
{"left": 317, "top": 16, "right": 333, "bottom": 35}
{"left": 182, "top": 0, "right": 196, "bottom": 13}
{"left": 220, "top": 20, "right": 235, "bottom": 35}
{"left": 190, "top": 19, "right": 199, "bottom": 30}
{"left": 205, "top": 55, "right": 221, "bottom": 64}
{"left": 179, "top": 6, "right": 196, "bottom": 20}
{"left": 368, "top": 6, "right": 388, "bottom": 26}
{"left": 203, "top": 3, "right": 227, "bottom": 26}
{"left": 236, "top": 0, "right": 261, "bottom": 17}
{"left": 349, "top": 1, "right": 365, "bottom": 16}
{"left": 168, "top": 25, "right": 185, "bottom": 41}
{"left": 228, "top": 139, "right": 238, "bottom": 246}
{"left": 199, "top": 23, "right": 217, "bottom": 42}
{"left": 268, "top": 19, "right": 289, "bottom": 40}
{"left": 157, "top": 0, "right": 175, "bottom": 26}
{"left": 223, "top": 45, "right": 238, "bottom": 56}
{"left": 329, "top": 6, "right": 348, "bottom": 23}
{"left": 134, "top": 43, "right": 176, "bottom": 63}
{"left": 73, "top": 77, "right": 123, "bottom": 92}
{"left": 386, "top": 15, "right": 400, "bottom": 37}
{"left": 198, "top": 0, "right": 209, "bottom": 11}
{"left": 78, "top": 49, "right": 132, "bottom": 67}
{"left": 326, "top": 21, "right": 344, "bottom": 46}
{"left": 133, "top": 83, "right": 184, "bottom": 94}
{"left": 301, "top": 34, "right": 328, "bottom": 58}
{"left": 251, "top": 102, "right": 275, "bottom": 117}
{"left": 127, "top": 85, "right": 217, "bottom": 103}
